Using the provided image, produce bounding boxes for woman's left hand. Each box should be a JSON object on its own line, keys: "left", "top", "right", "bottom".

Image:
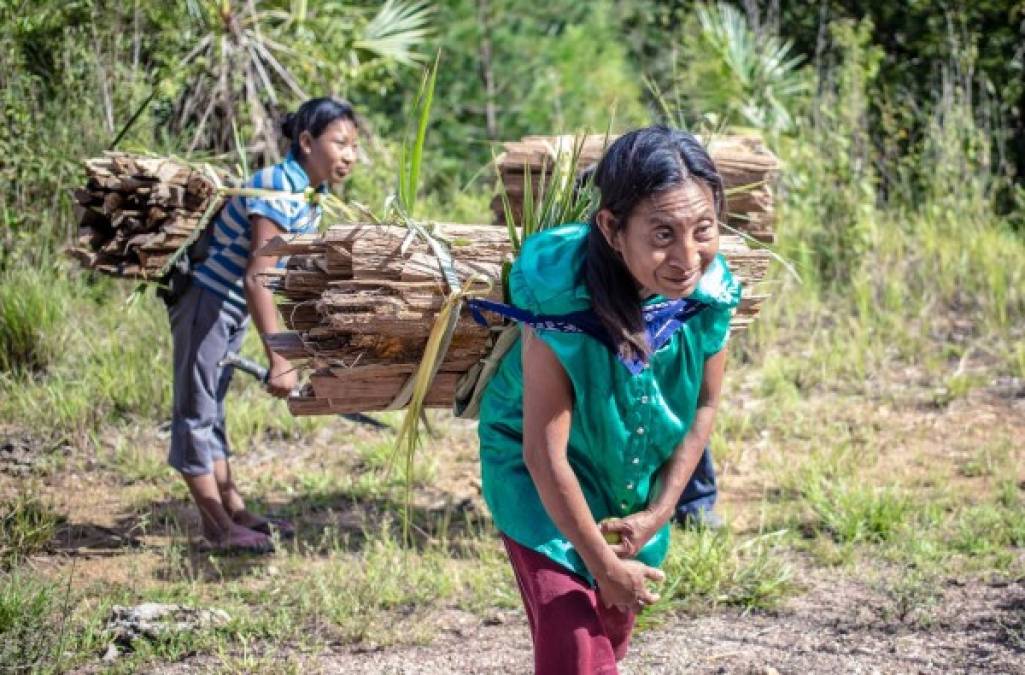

{"left": 600, "top": 509, "right": 664, "bottom": 559}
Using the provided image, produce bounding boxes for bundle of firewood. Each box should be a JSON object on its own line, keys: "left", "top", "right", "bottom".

{"left": 67, "top": 153, "right": 226, "bottom": 279}
{"left": 256, "top": 134, "right": 780, "bottom": 416}
{"left": 260, "top": 224, "right": 771, "bottom": 416}
{"left": 492, "top": 134, "right": 780, "bottom": 243}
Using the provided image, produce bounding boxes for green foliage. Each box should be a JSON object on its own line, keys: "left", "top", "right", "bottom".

{"left": 0, "top": 573, "right": 58, "bottom": 672}
{"left": 0, "top": 492, "right": 60, "bottom": 568}
{"left": 656, "top": 528, "right": 793, "bottom": 614}
{"left": 356, "top": 0, "right": 435, "bottom": 68}
{"left": 231, "top": 520, "right": 516, "bottom": 645}
{"left": 0, "top": 263, "right": 326, "bottom": 448}
{"left": 951, "top": 500, "right": 1025, "bottom": 558}
{"left": 960, "top": 438, "right": 1014, "bottom": 478}
{"left": 783, "top": 18, "right": 882, "bottom": 287}
{"left": 0, "top": 6, "right": 143, "bottom": 262}
{"left": 514, "top": 4, "right": 649, "bottom": 134}
{"left": 772, "top": 443, "right": 915, "bottom": 547}
{"left": 678, "top": 2, "right": 809, "bottom": 136}
{"left": 776, "top": 1, "right": 1025, "bottom": 194}
{"left": 0, "top": 264, "right": 66, "bottom": 373}
{"left": 802, "top": 479, "right": 911, "bottom": 544}
{"left": 876, "top": 570, "right": 942, "bottom": 626}
{"left": 155, "top": 0, "right": 433, "bottom": 159}
{"left": 421, "top": 0, "right": 648, "bottom": 187}
{"left": 397, "top": 52, "right": 440, "bottom": 217}
{"left": 0, "top": 276, "right": 172, "bottom": 433}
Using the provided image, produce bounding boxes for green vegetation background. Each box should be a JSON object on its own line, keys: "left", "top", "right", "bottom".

{"left": 1, "top": 1, "right": 1024, "bottom": 671}
{"left": 1, "top": 0, "right": 1022, "bottom": 434}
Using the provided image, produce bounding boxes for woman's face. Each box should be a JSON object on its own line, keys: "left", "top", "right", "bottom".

{"left": 299, "top": 118, "right": 358, "bottom": 186}
{"left": 596, "top": 180, "right": 720, "bottom": 300}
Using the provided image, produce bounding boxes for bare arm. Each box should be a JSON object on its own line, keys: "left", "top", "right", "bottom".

{"left": 243, "top": 215, "right": 294, "bottom": 398}
{"left": 602, "top": 347, "right": 727, "bottom": 557}
{"left": 521, "top": 327, "right": 663, "bottom": 610}
{"left": 647, "top": 347, "right": 726, "bottom": 522}
{"left": 521, "top": 326, "right": 618, "bottom": 577}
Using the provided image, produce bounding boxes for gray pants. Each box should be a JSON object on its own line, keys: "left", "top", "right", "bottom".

{"left": 168, "top": 284, "right": 249, "bottom": 476}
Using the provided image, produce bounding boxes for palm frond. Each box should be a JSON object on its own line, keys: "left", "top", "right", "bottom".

{"left": 355, "top": 0, "right": 434, "bottom": 67}
{"left": 397, "top": 51, "right": 440, "bottom": 217}
{"left": 503, "top": 135, "right": 598, "bottom": 251}
{"left": 167, "top": 0, "right": 432, "bottom": 161}
{"left": 691, "top": 2, "right": 808, "bottom": 136}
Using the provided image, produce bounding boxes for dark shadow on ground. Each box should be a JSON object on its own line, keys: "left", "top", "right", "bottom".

{"left": 49, "top": 521, "right": 145, "bottom": 557}
{"left": 49, "top": 481, "right": 491, "bottom": 582}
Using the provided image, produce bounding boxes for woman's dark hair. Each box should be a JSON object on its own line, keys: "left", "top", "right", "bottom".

{"left": 280, "top": 97, "right": 358, "bottom": 155}
{"left": 585, "top": 125, "right": 725, "bottom": 360}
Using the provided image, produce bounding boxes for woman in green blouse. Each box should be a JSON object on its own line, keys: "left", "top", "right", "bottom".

{"left": 477, "top": 126, "right": 740, "bottom": 674}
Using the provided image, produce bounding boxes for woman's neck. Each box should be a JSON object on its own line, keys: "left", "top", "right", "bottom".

{"left": 296, "top": 155, "right": 326, "bottom": 187}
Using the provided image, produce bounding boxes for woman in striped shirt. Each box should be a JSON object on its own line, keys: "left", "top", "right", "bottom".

{"left": 169, "top": 98, "right": 359, "bottom": 553}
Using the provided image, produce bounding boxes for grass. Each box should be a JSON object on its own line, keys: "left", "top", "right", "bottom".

{"left": 0, "top": 567, "right": 116, "bottom": 674}
{"left": 801, "top": 479, "right": 912, "bottom": 545}
{"left": 0, "top": 270, "right": 171, "bottom": 435}
{"left": 0, "top": 263, "right": 67, "bottom": 374}
{"left": 653, "top": 527, "right": 793, "bottom": 618}
{"left": 1, "top": 188, "right": 1021, "bottom": 670}
{"left": 951, "top": 499, "right": 1025, "bottom": 561}
{"left": 0, "top": 573, "right": 59, "bottom": 672}
{"left": 960, "top": 437, "right": 1014, "bottom": 478}
{"left": 875, "top": 569, "right": 943, "bottom": 626}
{"left": 0, "top": 263, "right": 320, "bottom": 456}
{"left": 103, "top": 434, "right": 174, "bottom": 484}
{"left": 0, "top": 518, "right": 518, "bottom": 672}
{"left": 0, "top": 491, "right": 62, "bottom": 568}
{"left": 265, "top": 524, "right": 514, "bottom": 645}
{"left": 2, "top": 349, "right": 1023, "bottom": 671}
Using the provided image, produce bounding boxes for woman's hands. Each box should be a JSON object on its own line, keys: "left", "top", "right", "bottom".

{"left": 596, "top": 511, "right": 667, "bottom": 612}
{"left": 266, "top": 353, "right": 297, "bottom": 399}
{"left": 600, "top": 509, "right": 663, "bottom": 559}
{"left": 596, "top": 558, "right": 665, "bottom": 614}
{"left": 245, "top": 215, "right": 298, "bottom": 400}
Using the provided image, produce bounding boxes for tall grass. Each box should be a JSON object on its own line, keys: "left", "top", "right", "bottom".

{"left": 0, "top": 491, "right": 61, "bottom": 568}
{"left": 654, "top": 527, "right": 792, "bottom": 618}
{"left": 0, "top": 264, "right": 67, "bottom": 373}
{"left": 0, "top": 269, "right": 171, "bottom": 435}
{"left": 0, "top": 573, "right": 57, "bottom": 671}
{"left": 741, "top": 17, "right": 1025, "bottom": 386}
{"left": 0, "top": 258, "right": 312, "bottom": 454}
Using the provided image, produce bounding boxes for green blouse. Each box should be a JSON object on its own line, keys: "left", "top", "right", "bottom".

{"left": 477, "top": 223, "right": 741, "bottom": 584}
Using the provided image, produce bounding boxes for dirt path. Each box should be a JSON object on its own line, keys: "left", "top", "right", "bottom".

{"left": 15, "top": 382, "right": 1025, "bottom": 674}
{"left": 149, "top": 567, "right": 1025, "bottom": 674}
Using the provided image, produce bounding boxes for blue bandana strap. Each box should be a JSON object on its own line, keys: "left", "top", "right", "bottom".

{"left": 468, "top": 299, "right": 615, "bottom": 348}
{"left": 467, "top": 297, "right": 708, "bottom": 375}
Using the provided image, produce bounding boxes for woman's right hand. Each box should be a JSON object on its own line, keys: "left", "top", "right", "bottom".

{"left": 266, "top": 355, "right": 297, "bottom": 399}
{"left": 595, "top": 558, "right": 665, "bottom": 614}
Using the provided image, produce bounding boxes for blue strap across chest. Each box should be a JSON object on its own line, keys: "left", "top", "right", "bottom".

{"left": 467, "top": 297, "right": 708, "bottom": 375}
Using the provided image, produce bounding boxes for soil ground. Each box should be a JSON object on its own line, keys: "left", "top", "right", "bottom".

{"left": 5, "top": 373, "right": 1024, "bottom": 674}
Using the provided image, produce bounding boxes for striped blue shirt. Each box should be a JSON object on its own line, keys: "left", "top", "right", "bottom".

{"left": 193, "top": 152, "right": 327, "bottom": 311}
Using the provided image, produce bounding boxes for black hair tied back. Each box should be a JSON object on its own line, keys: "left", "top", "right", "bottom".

{"left": 279, "top": 97, "right": 359, "bottom": 155}
{"left": 280, "top": 112, "right": 298, "bottom": 141}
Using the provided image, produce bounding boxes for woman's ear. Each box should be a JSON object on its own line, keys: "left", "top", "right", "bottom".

{"left": 298, "top": 130, "right": 314, "bottom": 155}
{"left": 595, "top": 209, "right": 620, "bottom": 252}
